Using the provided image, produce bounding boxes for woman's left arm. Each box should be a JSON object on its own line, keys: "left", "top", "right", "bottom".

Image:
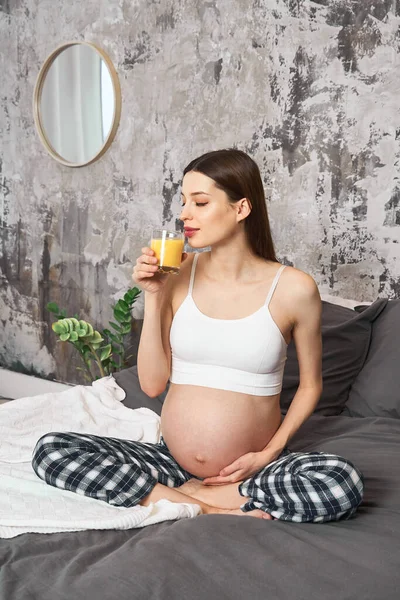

{"left": 259, "top": 272, "right": 323, "bottom": 462}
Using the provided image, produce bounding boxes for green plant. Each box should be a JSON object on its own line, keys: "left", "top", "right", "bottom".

{"left": 47, "top": 287, "right": 141, "bottom": 382}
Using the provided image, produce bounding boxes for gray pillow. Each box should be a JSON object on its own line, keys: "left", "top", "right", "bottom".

{"left": 280, "top": 298, "right": 388, "bottom": 416}
{"left": 113, "top": 365, "right": 168, "bottom": 416}
{"left": 344, "top": 300, "right": 400, "bottom": 418}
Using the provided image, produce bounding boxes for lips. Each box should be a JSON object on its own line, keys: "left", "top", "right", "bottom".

{"left": 184, "top": 228, "right": 199, "bottom": 238}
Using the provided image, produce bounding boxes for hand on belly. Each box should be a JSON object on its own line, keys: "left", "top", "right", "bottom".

{"left": 163, "top": 432, "right": 256, "bottom": 478}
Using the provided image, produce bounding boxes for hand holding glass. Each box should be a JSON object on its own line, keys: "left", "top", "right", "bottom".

{"left": 150, "top": 229, "right": 185, "bottom": 274}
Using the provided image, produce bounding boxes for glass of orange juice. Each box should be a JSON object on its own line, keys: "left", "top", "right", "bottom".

{"left": 150, "top": 229, "right": 185, "bottom": 274}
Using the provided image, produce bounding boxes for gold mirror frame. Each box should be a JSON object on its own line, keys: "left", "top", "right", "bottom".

{"left": 33, "top": 41, "right": 122, "bottom": 168}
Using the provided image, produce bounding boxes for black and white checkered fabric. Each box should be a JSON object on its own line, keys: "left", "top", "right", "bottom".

{"left": 32, "top": 432, "right": 363, "bottom": 523}
{"left": 238, "top": 450, "right": 364, "bottom": 522}
{"left": 32, "top": 433, "right": 194, "bottom": 507}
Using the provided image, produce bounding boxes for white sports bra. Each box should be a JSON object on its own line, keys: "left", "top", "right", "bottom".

{"left": 169, "top": 253, "right": 288, "bottom": 396}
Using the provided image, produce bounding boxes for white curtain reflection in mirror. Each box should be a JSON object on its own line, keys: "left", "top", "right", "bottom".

{"left": 101, "top": 60, "right": 114, "bottom": 140}
{"left": 40, "top": 44, "right": 115, "bottom": 164}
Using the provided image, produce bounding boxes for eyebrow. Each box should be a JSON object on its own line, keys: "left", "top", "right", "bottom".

{"left": 180, "top": 191, "right": 211, "bottom": 198}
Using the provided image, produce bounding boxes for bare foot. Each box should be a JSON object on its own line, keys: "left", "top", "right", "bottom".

{"left": 179, "top": 479, "right": 274, "bottom": 518}
{"left": 208, "top": 507, "right": 272, "bottom": 519}
{"left": 178, "top": 478, "right": 205, "bottom": 497}
{"left": 179, "top": 479, "right": 245, "bottom": 509}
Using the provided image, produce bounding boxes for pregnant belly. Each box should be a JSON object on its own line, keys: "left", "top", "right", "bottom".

{"left": 160, "top": 384, "right": 282, "bottom": 478}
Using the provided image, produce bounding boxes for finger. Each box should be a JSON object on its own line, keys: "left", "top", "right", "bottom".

{"left": 202, "top": 479, "right": 226, "bottom": 486}
{"left": 219, "top": 463, "right": 239, "bottom": 476}
{"left": 202, "top": 475, "right": 239, "bottom": 485}
{"left": 137, "top": 262, "right": 158, "bottom": 273}
{"left": 133, "top": 266, "right": 157, "bottom": 281}
{"left": 201, "top": 477, "right": 221, "bottom": 485}
{"left": 141, "top": 247, "right": 155, "bottom": 256}
{"left": 139, "top": 255, "right": 158, "bottom": 266}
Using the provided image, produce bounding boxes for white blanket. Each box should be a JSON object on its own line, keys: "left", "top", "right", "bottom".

{"left": 0, "top": 376, "right": 201, "bottom": 539}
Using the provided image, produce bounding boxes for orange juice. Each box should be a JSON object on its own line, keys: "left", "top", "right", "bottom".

{"left": 151, "top": 236, "right": 185, "bottom": 274}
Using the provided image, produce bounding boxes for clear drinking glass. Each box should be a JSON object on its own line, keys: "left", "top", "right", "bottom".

{"left": 150, "top": 229, "right": 185, "bottom": 274}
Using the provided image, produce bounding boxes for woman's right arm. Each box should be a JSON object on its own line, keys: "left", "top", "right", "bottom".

{"left": 137, "top": 289, "right": 173, "bottom": 397}
{"left": 133, "top": 246, "right": 185, "bottom": 397}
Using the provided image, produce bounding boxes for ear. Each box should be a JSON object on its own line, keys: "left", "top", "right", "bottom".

{"left": 236, "top": 198, "right": 252, "bottom": 222}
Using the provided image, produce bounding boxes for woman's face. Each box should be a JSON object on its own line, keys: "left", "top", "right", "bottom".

{"left": 180, "top": 171, "right": 246, "bottom": 249}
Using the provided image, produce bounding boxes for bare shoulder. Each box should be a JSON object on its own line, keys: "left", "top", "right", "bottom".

{"left": 279, "top": 264, "right": 321, "bottom": 324}
{"left": 281, "top": 264, "right": 320, "bottom": 296}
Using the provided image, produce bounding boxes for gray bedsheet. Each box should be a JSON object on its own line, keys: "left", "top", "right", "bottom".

{"left": 1, "top": 414, "right": 399, "bottom": 600}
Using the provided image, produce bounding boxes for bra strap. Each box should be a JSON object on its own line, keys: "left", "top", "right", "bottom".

{"left": 188, "top": 253, "right": 199, "bottom": 297}
{"left": 265, "top": 265, "right": 286, "bottom": 307}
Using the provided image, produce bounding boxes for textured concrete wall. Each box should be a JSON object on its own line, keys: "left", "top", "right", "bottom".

{"left": 0, "top": 0, "right": 399, "bottom": 384}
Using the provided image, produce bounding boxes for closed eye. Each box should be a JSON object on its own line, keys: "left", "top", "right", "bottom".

{"left": 180, "top": 202, "right": 208, "bottom": 207}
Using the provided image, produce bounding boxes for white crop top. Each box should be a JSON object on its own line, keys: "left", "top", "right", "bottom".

{"left": 169, "top": 254, "right": 288, "bottom": 396}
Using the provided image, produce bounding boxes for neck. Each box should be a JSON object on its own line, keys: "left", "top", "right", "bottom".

{"left": 205, "top": 239, "right": 261, "bottom": 283}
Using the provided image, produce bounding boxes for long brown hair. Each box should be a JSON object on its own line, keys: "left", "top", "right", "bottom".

{"left": 183, "top": 148, "right": 278, "bottom": 262}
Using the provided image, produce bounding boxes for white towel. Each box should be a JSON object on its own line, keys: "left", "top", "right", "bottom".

{"left": 0, "top": 375, "right": 201, "bottom": 539}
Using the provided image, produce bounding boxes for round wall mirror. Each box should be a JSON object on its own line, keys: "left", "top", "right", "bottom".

{"left": 33, "top": 41, "right": 121, "bottom": 167}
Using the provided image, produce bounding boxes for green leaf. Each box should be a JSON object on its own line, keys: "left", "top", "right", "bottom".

{"left": 78, "top": 320, "right": 88, "bottom": 334}
{"left": 84, "top": 323, "right": 94, "bottom": 336}
{"left": 52, "top": 322, "right": 66, "bottom": 334}
{"left": 47, "top": 302, "right": 59, "bottom": 314}
{"left": 70, "top": 317, "right": 80, "bottom": 328}
{"left": 84, "top": 331, "right": 103, "bottom": 345}
{"left": 63, "top": 319, "right": 73, "bottom": 333}
{"left": 121, "top": 324, "right": 131, "bottom": 335}
{"left": 60, "top": 309, "right": 67, "bottom": 318}
{"left": 107, "top": 331, "right": 121, "bottom": 344}
{"left": 126, "top": 287, "right": 140, "bottom": 301}
{"left": 113, "top": 310, "right": 126, "bottom": 324}
{"left": 116, "top": 299, "right": 129, "bottom": 312}
{"left": 91, "top": 331, "right": 104, "bottom": 344}
{"left": 60, "top": 333, "right": 70, "bottom": 342}
{"left": 109, "top": 321, "right": 122, "bottom": 333}
{"left": 70, "top": 331, "right": 78, "bottom": 342}
{"left": 99, "top": 344, "right": 112, "bottom": 361}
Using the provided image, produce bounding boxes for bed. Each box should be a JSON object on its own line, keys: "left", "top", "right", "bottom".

{"left": 1, "top": 298, "right": 399, "bottom": 600}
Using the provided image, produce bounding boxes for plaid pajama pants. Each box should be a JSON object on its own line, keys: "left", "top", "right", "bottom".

{"left": 31, "top": 432, "right": 364, "bottom": 523}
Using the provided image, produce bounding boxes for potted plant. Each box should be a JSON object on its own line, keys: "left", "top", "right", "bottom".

{"left": 47, "top": 286, "right": 141, "bottom": 382}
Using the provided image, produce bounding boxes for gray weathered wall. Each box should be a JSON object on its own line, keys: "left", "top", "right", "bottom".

{"left": 0, "top": 0, "right": 399, "bottom": 384}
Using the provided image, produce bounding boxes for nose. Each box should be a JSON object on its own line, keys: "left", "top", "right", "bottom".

{"left": 179, "top": 203, "right": 191, "bottom": 222}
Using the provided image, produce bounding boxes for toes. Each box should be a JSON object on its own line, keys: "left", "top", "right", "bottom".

{"left": 247, "top": 509, "right": 266, "bottom": 519}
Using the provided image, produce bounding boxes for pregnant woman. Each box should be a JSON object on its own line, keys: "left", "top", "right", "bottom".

{"left": 32, "top": 149, "right": 363, "bottom": 522}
